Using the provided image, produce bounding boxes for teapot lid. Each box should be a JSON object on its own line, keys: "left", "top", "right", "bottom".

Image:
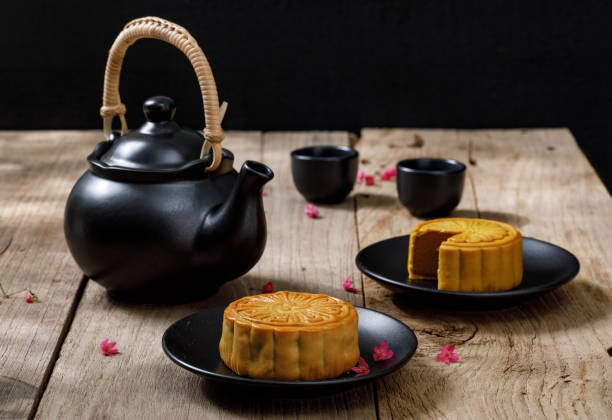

{"left": 99, "top": 96, "right": 205, "bottom": 171}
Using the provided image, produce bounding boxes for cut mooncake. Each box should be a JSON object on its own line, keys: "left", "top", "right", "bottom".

{"left": 219, "top": 291, "right": 360, "bottom": 380}
{"left": 408, "top": 218, "right": 522, "bottom": 292}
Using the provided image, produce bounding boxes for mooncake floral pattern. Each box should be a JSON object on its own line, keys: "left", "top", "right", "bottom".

{"left": 423, "top": 219, "right": 514, "bottom": 243}
{"left": 229, "top": 291, "right": 353, "bottom": 327}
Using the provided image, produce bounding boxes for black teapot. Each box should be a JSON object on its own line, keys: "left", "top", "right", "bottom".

{"left": 64, "top": 17, "right": 274, "bottom": 301}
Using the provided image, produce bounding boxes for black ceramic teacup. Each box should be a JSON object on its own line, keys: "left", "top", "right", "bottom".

{"left": 291, "top": 145, "right": 359, "bottom": 203}
{"left": 396, "top": 158, "right": 466, "bottom": 218}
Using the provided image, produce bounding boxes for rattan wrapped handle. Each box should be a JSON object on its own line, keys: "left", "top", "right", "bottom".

{"left": 100, "top": 16, "right": 225, "bottom": 172}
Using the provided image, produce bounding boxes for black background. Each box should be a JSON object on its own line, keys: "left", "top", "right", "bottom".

{"left": 1, "top": 1, "right": 610, "bottom": 191}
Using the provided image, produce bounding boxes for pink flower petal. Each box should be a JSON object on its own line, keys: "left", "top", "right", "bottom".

{"left": 373, "top": 340, "right": 394, "bottom": 361}
{"left": 365, "top": 175, "right": 375, "bottom": 186}
{"left": 261, "top": 282, "right": 274, "bottom": 293}
{"left": 436, "top": 345, "right": 458, "bottom": 364}
{"left": 351, "top": 357, "right": 370, "bottom": 377}
{"left": 305, "top": 203, "right": 319, "bottom": 219}
{"left": 100, "top": 338, "right": 119, "bottom": 356}
{"left": 262, "top": 189, "right": 268, "bottom": 196}
{"left": 357, "top": 170, "right": 365, "bottom": 182}
{"left": 343, "top": 275, "right": 357, "bottom": 292}
{"left": 24, "top": 291, "right": 38, "bottom": 303}
{"left": 380, "top": 168, "right": 396, "bottom": 181}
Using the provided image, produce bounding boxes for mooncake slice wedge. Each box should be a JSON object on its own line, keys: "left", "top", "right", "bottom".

{"left": 408, "top": 218, "right": 522, "bottom": 292}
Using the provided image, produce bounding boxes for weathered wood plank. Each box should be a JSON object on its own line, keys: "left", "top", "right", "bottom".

{"left": 254, "top": 132, "right": 367, "bottom": 302}
{"left": 35, "top": 131, "right": 377, "bottom": 419}
{"left": 10, "top": 128, "right": 609, "bottom": 419}
{"left": 0, "top": 131, "right": 99, "bottom": 419}
{"left": 355, "top": 128, "right": 612, "bottom": 419}
{"left": 459, "top": 129, "right": 611, "bottom": 419}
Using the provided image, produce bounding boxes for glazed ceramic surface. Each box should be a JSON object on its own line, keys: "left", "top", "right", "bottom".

{"left": 162, "top": 306, "right": 417, "bottom": 396}
{"left": 291, "top": 145, "right": 358, "bottom": 203}
{"left": 396, "top": 158, "right": 466, "bottom": 218}
{"left": 64, "top": 97, "right": 274, "bottom": 301}
{"left": 356, "top": 235, "right": 580, "bottom": 309}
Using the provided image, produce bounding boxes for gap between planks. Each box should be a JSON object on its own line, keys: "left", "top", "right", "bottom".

{"left": 34, "top": 131, "right": 378, "bottom": 420}
{"left": 354, "top": 128, "right": 612, "bottom": 420}
{"left": 28, "top": 276, "right": 89, "bottom": 420}
{"left": 350, "top": 133, "right": 381, "bottom": 420}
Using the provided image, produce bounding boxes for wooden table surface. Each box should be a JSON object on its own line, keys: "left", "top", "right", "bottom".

{"left": 1, "top": 129, "right": 610, "bottom": 419}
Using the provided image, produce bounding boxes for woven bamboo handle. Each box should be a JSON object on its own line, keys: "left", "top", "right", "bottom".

{"left": 100, "top": 16, "right": 225, "bottom": 172}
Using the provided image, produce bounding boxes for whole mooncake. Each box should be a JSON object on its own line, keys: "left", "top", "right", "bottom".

{"left": 219, "top": 291, "right": 360, "bottom": 380}
{"left": 408, "top": 218, "right": 522, "bottom": 292}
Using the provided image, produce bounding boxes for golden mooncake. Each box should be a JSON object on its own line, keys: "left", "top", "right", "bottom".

{"left": 219, "top": 291, "right": 360, "bottom": 380}
{"left": 408, "top": 218, "right": 522, "bottom": 292}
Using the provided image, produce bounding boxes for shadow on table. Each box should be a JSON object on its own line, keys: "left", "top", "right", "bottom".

{"left": 0, "top": 376, "right": 36, "bottom": 419}
{"left": 353, "top": 195, "right": 531, "bottom": 230}
{"left": 199, "top": 379, "right": 376, "bottom": 413}
{"left": 197, "top": 363, "right": 450, "bottom": 419}
{"left": 389, "top": 278, "right": 609, "bottom": 335}
{"left": 353, "top": 193, "right": 399, "bottom": 209}
{"left": 374, "top": 361, "right": 453, "bottom": 419}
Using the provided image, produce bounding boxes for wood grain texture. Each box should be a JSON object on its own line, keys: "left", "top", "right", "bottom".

{"left": 35, "top": 131, "right": 377, "bottom": 419}
{"left": 5, "top": 128, "right": 610, "bottom": 419}
{"left": 355, "top": 128, "right": 612, "bottom": 419}
{"left": 0, "top": 131, "right": 99, "bottom": 419}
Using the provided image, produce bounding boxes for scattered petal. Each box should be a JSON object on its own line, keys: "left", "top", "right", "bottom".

{"left": 100, "top": 338, "right": 119, "bottom": 356}
{"left": 305, "top": 203, "right": 319, "bottom": 219}
{"left": 436, "top": 345, "right": 459, "bottom": 364}
{"left": 261, "top": 281, "right": 274, "bottom": 293}
{"left": 351, "top": 357, "right": 370, "bottom": 377}
{"left": 24, "top": 291, "right": 38, "bottom": 303}
{"left": 262, "top": 189, "right": 268, "bottom": 196}
{"left": 365, "top": 175, "right": 375, "bottom": 186}
{"left": 357, "top": 170, "right": 365, "bottom": 183}
{"left": 373, "top": 340, "right": 394, "bottom": 361}
{"left": 380, "top": 168, "right": 397, "bottom": 181}
{"left": 343, "top": 275, "right": 357, "bottom": 293}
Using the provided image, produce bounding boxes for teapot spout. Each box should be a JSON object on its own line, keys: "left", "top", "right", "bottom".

{"left": 196, "top": 161, "right": 274, "bottom": 279}
{"left": 235, "top": 160, "right": 274, "bottom": 193}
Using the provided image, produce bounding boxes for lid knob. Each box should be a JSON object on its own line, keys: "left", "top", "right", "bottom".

{"left": 143, "top": 96, "right": 176, "bottom": 122}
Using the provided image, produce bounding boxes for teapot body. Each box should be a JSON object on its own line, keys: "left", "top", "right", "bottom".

{"left": 64, "top": 153, "right": 270, "bottom": 302}
{"left": 65, "top": 96, "right": 273, "bottom": 301}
